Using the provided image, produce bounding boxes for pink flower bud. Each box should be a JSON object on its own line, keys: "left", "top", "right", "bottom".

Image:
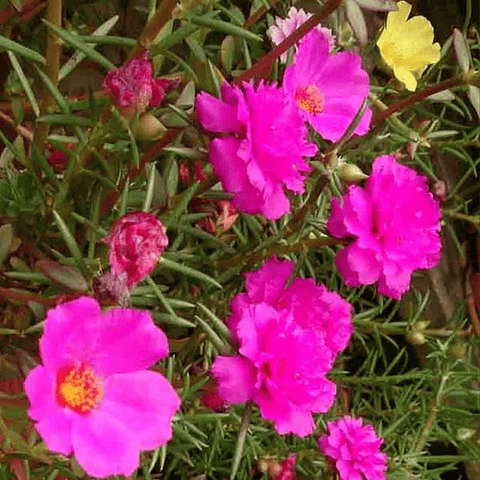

{"left": 104, "top": 211, "right": 168, "bottom": 288}
{"left": 103, "top": 51, "right": 178, "bottom": 120}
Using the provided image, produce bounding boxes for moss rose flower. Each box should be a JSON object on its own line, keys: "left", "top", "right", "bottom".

{"left": 24, "top": 297, "right": 181, "bottom": 478}
{"left": 283, "top": 28, "right": 371, "bottom": 142}
{"left": 327, "top": 155, "right": 442, "bottom": 299}
{"left": 211, "top": 257, "right": 353, "bottom": 437}
{"left": 196, "top": 81, "right": 317, "bottom": 220}
{"left": 104, "top": 211, "right": 168, "bottom": 288}
{"left": 377, "top": 1, "right": 440, "bottom": 91}
{"left": 319, "top": 416, "right": 387, "bottom": 480}
{"left": 103, "top": 51, "right": 178, "bottom": 119}
{"left": 267, "top": 6, "right": 335, "bottom": 63}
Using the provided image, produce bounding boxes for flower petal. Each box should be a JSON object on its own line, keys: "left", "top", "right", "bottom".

{"left": 100, "top": 371, "right": 180, "bottom": 451}
{"left": 72, "top": 410, "right": 140, "bottom": 478}
{"left": 211, "top": 356, "right": 255, "bottom": 404}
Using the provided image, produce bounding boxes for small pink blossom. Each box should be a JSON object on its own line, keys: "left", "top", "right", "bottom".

{"left": 23, "top": 297, "right": 181, "bottom": 479}
{"left": 196, "top": 81, "right": 317, "bottom": 220}
{"left": 104, "top": 211, "right": 169, "bottom": 288}
{"left": 267, "top": 7, "right": 335, "bottom": 62}
{"left": 211, "top": 257, "right": 353, "bottom": 437}
{"left": 319, "top": 416, "right": 387, "bottom": 480}
{"left": 327, "top": 155, "right": 442, "bottom": 299}
{"left": 283, "top": 29, "right": 371, "bottom": 142}
{"left": 103, "top": 51, "right": 178, "bottom": 118}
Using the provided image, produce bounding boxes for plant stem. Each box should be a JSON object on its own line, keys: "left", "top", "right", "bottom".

{"left": 371, "top": 76, "right": 465, "bottom": 130}
{"left": 230, "top": 402, "right": 253, "bottom": 480}
{"left": 33, "top": 0, "right": 62, "bottom": 151}
{"left": 134, "top": 0, "right": 177, "bottom": 57}
{"left": 233, "top": 0, "right": 344, "bottom": 84}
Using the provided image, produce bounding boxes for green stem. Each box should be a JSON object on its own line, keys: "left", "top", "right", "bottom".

{"left": 230, "top": 402, "right": 253, "bottom": 480}
{"left": 33, "top": 0, "right": 62, "bottom": 151}
{"left": 233, "top": 0, "right": 344, "bottom": 84}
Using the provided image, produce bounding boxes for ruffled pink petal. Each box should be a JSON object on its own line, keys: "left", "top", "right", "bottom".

{"left": 211, "top": 356, "right": 256, "bottom": 404}
{"left": 196, "top": 92, "right": 240, "bottom": 134}
{"left": 274, "top": 409, "right": 316, "bottom": 437}
{"left": 72, "top": 410, "right": 140, "bottom": 478}
{"left": 99, "top": 371, "right": 180, "bottom": 451}
{"left": 24, "top": 366, "right": 74, "bottom": 455}
{"left": 339, "top": 245, "right": 382, "bottom": 286}
{"left": 39, "top": 297, "right": 102, "bottom": 372}
{"left": 92, "top": 308, "right": 168, "bottom": 376}
{"left": 262, "top": 183, "right": 292, "bottom": 220}
{"left": 244, "top": 256, "right": 294, "bottom": 304}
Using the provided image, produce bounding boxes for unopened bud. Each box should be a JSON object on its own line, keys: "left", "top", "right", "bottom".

{"left": 338, "top": 163, "right": 368, "bottom": 183}
{"left": 406, "top": 331, "right": 426, "bottom": 345}
{"left": 134, "top": 114, "right": 167, "bottom": 141}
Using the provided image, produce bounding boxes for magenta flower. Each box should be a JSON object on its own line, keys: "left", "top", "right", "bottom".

{"left": 267, "top": 6, "right": 335, "bottom": 63}
{"left": 103, "top": 51, "right": 177, "bottom": 119}
{"left": 23, "top": 297, "right": 181, "bottom": 478}
{"left": 283, "top": 29, "right": 372, "bottom": 142}
{"left": 327, "top": 155, "right": 442, "bottom": 299}
{"left": 104, "top": 211, "right": 169, "bottom": 288}
{"left": 211, "top": 257, "right": 353, "bottom": 437}
{"left": 319, "top": 416, "right": 387, "bottom": 480}
{"left": 196, "top": 81, "right": 317, "bottom": 220}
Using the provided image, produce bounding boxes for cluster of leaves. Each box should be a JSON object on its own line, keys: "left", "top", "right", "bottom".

{"left": 0, "top": 0, "right": 480, "bottom": 479}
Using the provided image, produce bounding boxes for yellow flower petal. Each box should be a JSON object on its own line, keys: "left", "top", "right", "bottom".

{"left": 393, "top": 65, "right": 417, "bottom": 91}
{"left": 386, "top": 1, "right": 411, "bottom": 32}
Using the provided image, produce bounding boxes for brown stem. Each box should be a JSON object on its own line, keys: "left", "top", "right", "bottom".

{"left": 371, "top": 76, "right": 465, "bottom": 130}
{"left": 133, "top": 0, "right": 178, "bottom": 57}
{"left": 33, "top": 0, "right": 62, "bottom": 152}
{"left": 0, "top": 111, "right": 33, "bottom": 143}
{"left": 0, "top": 287, "right": 58, "bottom": 307}
{"left": 233, "top": 0, "right": 344, "bottom": 85}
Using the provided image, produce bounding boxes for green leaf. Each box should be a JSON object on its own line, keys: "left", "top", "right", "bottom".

{"left": 354, "top": 0, "right": 396, "bottom": 10}
{"left": 36, "top": 259, "right": 88, "bottom": 291}
{"left": 188, "top": 14, "right": 262, "bottom": 42}
{"left": 7, "top": 52, "right": 40, "bottom": 117}
{"left": 59, "top": 15, "right": 120, "bottom": 80}
{"left": 346, "top": 0, "right": 368, "bottom": 46}
{"left": 0, "top": 223, "right": 13, "bottom": 265}
{"left": 467, "top": 85, "right": 480, "bottom": 120}
{"left": 221, "top": 35, "right": 235, "bottom": 74}
{"left": 36, "top": 114, "right": 93, "bottom": 126}
{"left": 0, "top": 35, "right": 45, "bottom": 63}
{"left": 452, "top": 28, "right": 471, "bottom": 73}
{"left": 159, "top": 256, "right": 222, "bottom": 289}
{"left": 52, "top": 210, "right": 87, "bottom": 276}
{"left": 34, "top": 64, "right": 70, "bottom": 114}
{"left": 43, "top": 20, "right": 116, "bottom": 71}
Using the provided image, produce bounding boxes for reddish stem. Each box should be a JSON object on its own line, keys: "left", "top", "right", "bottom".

{"left": 233, "top": 0, "right": 344, "bottom": 85}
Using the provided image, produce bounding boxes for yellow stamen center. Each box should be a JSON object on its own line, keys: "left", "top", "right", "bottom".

{"left": 295, "top": 85, "right": 324, "bottom": 115}
{"left": 56, "top": 364, "right": 103, "bottom": 414}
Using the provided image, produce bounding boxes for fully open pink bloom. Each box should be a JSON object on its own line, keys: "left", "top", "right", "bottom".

{"left": 196, "top": 81, "right": 317, "bottom": 220}
{"left": 24, "top": 297, "right": 181, "bottom": 478}
{"left": 319, "top": 416, "right": 387, "bottom": 480}
{"left": 327, "top": 155, "right": 442, "bottom": 299}
{"left": 267, "top": 6, "right": 335, "bottom": 62}
{"left": 103, "top": 51, "right": 178, "bottom": 118}
{"left": 211, "top": 257, "right": 353, "bottom": 437}
{"left": 104, "top": 211, "right": 168, "bottom": 288}
{"left": 283, "top": 29, "right": 371, "bottom": 142}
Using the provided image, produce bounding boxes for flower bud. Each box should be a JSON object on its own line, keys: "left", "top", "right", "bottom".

{"left": 134, "top": 114, "right": 166, "bottom": 141}
{"left": 406, "top": 330, "right": 426, "bottom": 345}
{"left": 338, "top": 163, "right": 368, "bottom": 183}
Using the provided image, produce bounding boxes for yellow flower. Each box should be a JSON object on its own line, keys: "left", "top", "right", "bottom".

{"left": 377, "top": 1, "right": 441, "bottom": 91}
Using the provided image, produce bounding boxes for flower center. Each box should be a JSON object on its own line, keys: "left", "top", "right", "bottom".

{"left": 295, "top": 85, "right": 324, "bottom": 114}
{"left": 55, "top": 364, "right": 103, "bottom": 414}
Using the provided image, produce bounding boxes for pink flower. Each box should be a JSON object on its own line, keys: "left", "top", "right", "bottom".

{"left": 267, "top": 6, "right": 335, "bottom": 62}
{"left": 104, "top": 211, "right": 169, "bottom": 288}
{"left": 103, "top": 51, "right": 178, "bottom": 119}
{"left": 327, "top": 155, "right": 442, "bottom": 299}
{"left": 23, "top": 297, "right": 181, "bottom": 478}
{"left": 318, "top": 416, "right": 387, "bottom": 480}
{"left": 196, "top": 81, "right": 317, "bottom": 220}
{"left": 211, "top": 257, "right": 353, "bottom": 437}
{"left": 283, "top": 29, "right": 371, "bottom": 142}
